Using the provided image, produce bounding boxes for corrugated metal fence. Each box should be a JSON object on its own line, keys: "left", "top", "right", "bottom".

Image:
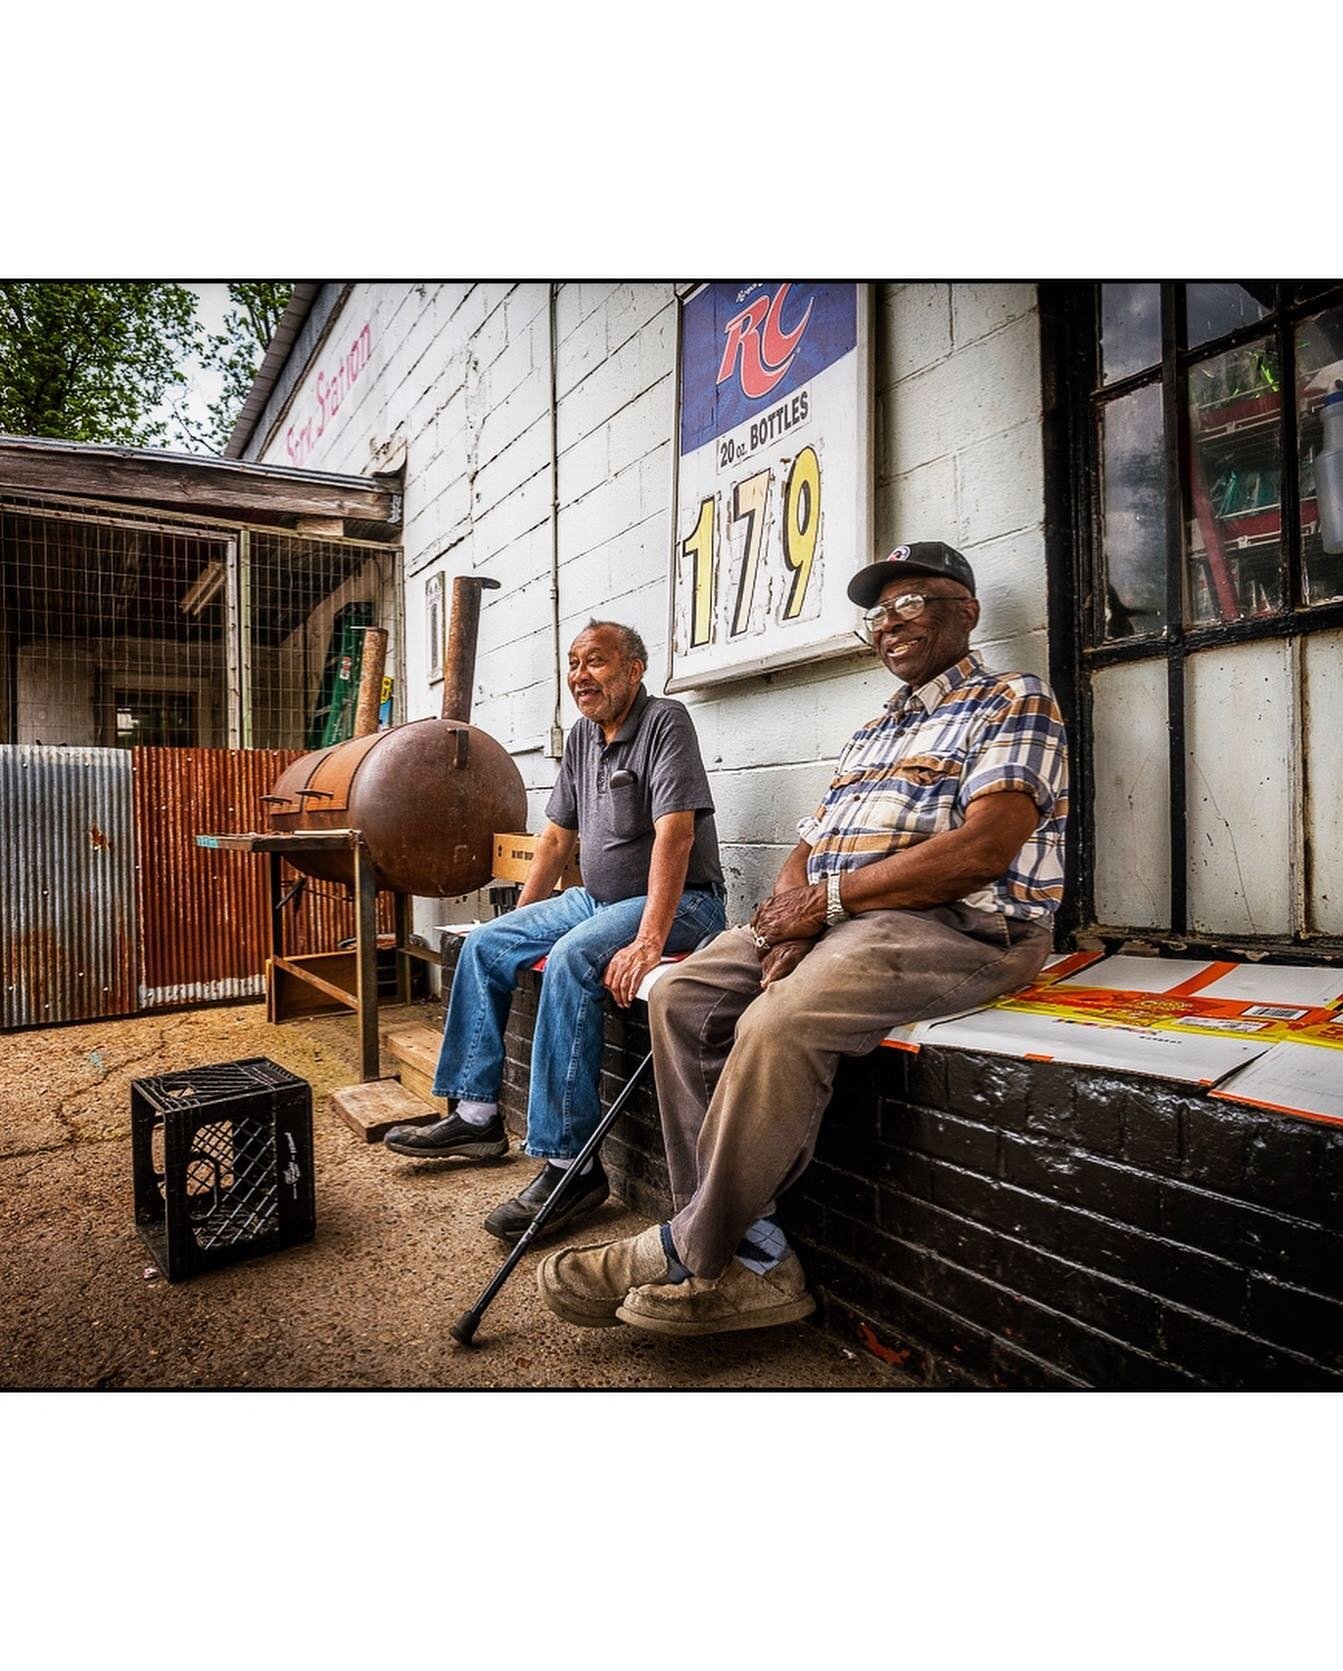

{"left": 1, "top": 746, "right": 138, "bottom": 1028}
{"left": 2, "top": 744, "right": 395, "bottom": 1028}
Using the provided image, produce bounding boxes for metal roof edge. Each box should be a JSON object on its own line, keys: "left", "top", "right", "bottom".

{"left": 0, "top": 431, "right": 387, "bottom": 494}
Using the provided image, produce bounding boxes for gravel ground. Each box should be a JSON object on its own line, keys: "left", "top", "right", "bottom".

{"left": 0, "top": 1001, "right": 902, "bottom": 1391}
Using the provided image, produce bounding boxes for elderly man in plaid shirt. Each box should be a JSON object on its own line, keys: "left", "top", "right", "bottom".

{"left": 540, "top": 542, "right": 1068, "bottom": 1338}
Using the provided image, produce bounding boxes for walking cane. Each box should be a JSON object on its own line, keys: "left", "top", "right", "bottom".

{"left": 448, "top": 1046, "right": 654, "bottom": 1345}
{"left": 448, "top": 926, "right": 720, "bottom": 1347}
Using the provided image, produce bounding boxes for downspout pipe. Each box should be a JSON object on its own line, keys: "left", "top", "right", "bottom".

{"left": 547, "top": 282, "right": 564, "bottom": 758}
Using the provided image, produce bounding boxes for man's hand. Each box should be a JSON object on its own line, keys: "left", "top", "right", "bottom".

{"left": 759, "top": 938, "right": 815, "bottom": 988}
{"left": 751, "top": 882, "right": 828, "bottom": 948}
{"left": 602, "top": 934, "right": 664, "bottom": 1008}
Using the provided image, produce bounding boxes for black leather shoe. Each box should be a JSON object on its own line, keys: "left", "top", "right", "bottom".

{"left": 383, "top": 1111, "right": 509, "bottom": 1160}
{"left": 482, "top": 1158, "right": 610, "bottom": 1244}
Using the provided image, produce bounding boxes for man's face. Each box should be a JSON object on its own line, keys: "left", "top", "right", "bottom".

{"left": 567, "top": 627, "right": 643, "bottom": 731}
{"left": 870, "top": 574, "right": 979, "bottom": 689}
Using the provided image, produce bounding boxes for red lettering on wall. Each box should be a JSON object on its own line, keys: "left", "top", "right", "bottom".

{"left": 284, "top": 320, "right": 374, "bottom": 467}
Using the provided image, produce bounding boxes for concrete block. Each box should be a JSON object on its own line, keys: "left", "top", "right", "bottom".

{"left": 557, "top": 542, "right": 613, "bottom": 612}
{"left": 472, "top": 415, "right": 549, "bottom": 513}
{"left": 486, "top": 329, "right": 535, "bottom": 407}
{"left": 874, "top": 454, "right": 958, "bottom": 549}
{"left": 556, "top": 334, "right": 650, "bottom": 446}
{"left": 473, "top": 471, "right": 552, "bottom": 567}
{"left": 711, "top": 680, "right": 824, "bottom": 770}
{"left": 638, "top": 441, "right": 673, "bottom": 516}
{"left": 558, "top": 424, "right": 609, "bottom": 506}
{"left": 710, "top": 761, "right": 835, "bottom": 844}
{"left": 972, "top": 628, "right": 1050, "bottom": 683}
{"left": 589, "top": 510, "right": 669, "bottom": 599}
{"left": 881, "top": 284, "right": 952, "bottom": 384}
{"left": 964, "top": 527, "right": 1049, "bottom": 646}
{"left": 469, "top": 290, "right": 512, "bottom": 367}
{"left": 607, "top": 382, "right": 674, "bottom": 475}
{"left": 606, "top": 282, "right": 674, "bottom": 356}
{"left": 477, "top": 366, "right": 548, "bottom": 468}
{"left": 506, "top": 283, "right": 550, "bottom": 337}
{"left": 952, "top": 283, "right": 1036, "bottom": 347}
{"left": 884, "top": 314, "right": 1043, "bottom": 473}
{"left": 556, "top": 305, "right": 608, "bottom": 398}
{"left": 956, "top": 417, "right": 1044, "bottom": 546}
{"left": 478, "top": 567, "right": 559, "bottom": 656}
{"left": 638, "top": 307, "right": 677, "bottom": 383}
{"left": 718, "top": 841, "right": 796, "bottom": 919}
{"left": 557, "top": 462, "right": 646, "bottom": 561}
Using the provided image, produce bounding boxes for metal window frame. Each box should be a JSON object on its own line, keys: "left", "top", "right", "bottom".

{"left": 1045, "top": 280, "right": 1343, "bottom": 965}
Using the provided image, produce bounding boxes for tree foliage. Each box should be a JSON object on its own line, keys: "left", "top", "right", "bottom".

{"left": 189, "top": 282, "right": 294, "bottom": 454}
{"left": 0, "top": 282, "right": 199, "bottom": 446}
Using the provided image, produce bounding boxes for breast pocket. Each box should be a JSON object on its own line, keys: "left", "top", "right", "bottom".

{"left": 609, "top": 779, "right": 647, "bottom": 839}
{"left": 871, "top": 753, "right": 964, "bottom": 831}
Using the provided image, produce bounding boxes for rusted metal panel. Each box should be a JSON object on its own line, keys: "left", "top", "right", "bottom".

{"left": 133, "top": 747, "right": 393, "bottom": 1009}
{"left": 0, "top": 746, "right": 138, "bottom": 1029}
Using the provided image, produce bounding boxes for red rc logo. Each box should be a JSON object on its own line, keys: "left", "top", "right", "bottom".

{"left": 716, "top": 283, "right": 814, "bottom": 401}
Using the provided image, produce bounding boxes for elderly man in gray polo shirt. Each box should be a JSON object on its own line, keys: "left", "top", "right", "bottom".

{"left": 384, "top": 619, "right": 726, "bottom": 1243}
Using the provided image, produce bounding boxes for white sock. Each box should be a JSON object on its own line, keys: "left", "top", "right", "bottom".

{"left": 735, "top": 1216, "right": 790, "bottom": 1274}
{"left": 455, "top": 1099, "right": 498, "bottom": 1128}
{"left": 548, "top": 1155, "right": 593, "bottom": 1174}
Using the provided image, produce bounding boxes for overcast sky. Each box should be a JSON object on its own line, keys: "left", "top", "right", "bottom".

{"left": 156, "top": 281, "right": 232, "bottom": 449}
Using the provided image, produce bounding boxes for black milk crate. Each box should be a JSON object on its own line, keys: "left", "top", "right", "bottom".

{"left": 131, "top": 1058, "right": 315, "bottom": 1282}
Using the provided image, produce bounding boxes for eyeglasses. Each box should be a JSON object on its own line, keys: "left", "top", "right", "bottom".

{"left": 860, "top": 593, "right": 964, "bottom": 633}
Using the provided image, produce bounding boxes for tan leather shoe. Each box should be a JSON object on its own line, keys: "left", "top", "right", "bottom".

{"left": 537, "top": 1225, "right": 669, "bottom": 1328}
{"left": 615, "top": 1253, "right": 816, "bottom": 1337}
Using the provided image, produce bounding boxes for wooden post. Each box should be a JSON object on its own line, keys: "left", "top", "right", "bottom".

{"left": 354, "top": 840, "right": 380, "bottom": 1082}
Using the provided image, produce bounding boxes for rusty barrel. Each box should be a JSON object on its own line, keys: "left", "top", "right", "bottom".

{"left": 264, "top": 717, "right": 526, "bottom": 897}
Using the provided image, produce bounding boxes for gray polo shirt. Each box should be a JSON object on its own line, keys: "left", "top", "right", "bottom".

{"left": 545, "top": 685, "right": 723, "bottom": 903}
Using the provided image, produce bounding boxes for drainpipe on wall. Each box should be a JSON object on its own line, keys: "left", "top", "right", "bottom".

{"left": 545, "top": 282, "right": 565, "bottom": 759}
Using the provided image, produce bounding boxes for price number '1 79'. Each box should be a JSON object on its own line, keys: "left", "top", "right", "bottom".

{"left": 681, "top": 445, "right": 821, "bottom": 649}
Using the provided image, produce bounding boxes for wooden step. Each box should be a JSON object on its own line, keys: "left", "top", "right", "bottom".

{"left": 382, "top": 1024, "right": 442, "bottom": 1079}
{"left": 328, "top": 1078, "right": 442, "bottom": 1144}
{"left": 382, "top": 1023, "right": 447, "bottom": 1113}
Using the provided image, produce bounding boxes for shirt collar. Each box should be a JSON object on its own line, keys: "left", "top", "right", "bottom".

{"left": 603, "top": 682, "right": 650, "bottom": 746}
{"left": 887, "top": 651, "right": 985, "bottom": 715}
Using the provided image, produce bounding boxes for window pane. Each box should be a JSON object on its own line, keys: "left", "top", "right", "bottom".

{"left": 1296, "top": 301, "right": 1343, "bottom": 604}
{"left": 1185, "top": 282, "right": 1271, "bottom": 349}
{"left": 1100, "top": 383, "right": 1167, "bottom": 638}
{"left": 1100, "top": 283, "right": 1161, "bottom": 385}
{"left": 1186, "top": 337, "right": 1284, "bottom": 625}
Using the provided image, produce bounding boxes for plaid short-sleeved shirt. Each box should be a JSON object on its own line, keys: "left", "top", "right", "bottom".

{"left": 798, "top": 652, "right": 1069, "bottom": 920}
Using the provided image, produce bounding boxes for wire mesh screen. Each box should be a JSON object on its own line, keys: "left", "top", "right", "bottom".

{"left": 0, "top": 493, "right": 398, "bottom": 750}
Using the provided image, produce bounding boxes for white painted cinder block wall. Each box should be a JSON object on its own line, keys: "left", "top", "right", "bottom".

{"left": 256, "top": 282, "right": 1047, "bottom": 928}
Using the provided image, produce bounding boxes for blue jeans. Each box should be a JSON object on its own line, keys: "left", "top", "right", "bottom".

{"left": 432, "top": 886, "right": 727, "bottom": 1159}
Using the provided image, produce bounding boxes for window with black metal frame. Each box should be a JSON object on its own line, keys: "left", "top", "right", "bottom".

{"left": 1046, "top": 280, "right": 1343, "bottom": 966}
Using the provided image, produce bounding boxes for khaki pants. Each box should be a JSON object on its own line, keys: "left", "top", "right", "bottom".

{"left": 647, "top": 906, "right": 1052, "bottom": 1278}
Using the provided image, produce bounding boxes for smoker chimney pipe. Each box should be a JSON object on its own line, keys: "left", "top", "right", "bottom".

{"left": 353, "top": 627, "right": 389, "bottom": 737}
{"left": 441, "top": 575, "right": 500, "bottom": 723}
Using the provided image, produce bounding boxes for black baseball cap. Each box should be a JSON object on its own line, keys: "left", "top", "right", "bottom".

{"left": 846, "top": 542, "right": 977, "bottom": 606}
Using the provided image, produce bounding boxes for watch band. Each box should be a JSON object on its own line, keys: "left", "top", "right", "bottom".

{"left": 825, "top": 872, "right": 849, "bottom": 926}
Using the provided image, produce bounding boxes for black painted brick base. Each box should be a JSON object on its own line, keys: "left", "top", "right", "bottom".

{"left": 442, "top": 938, "right": 1343, "bottom": 1390}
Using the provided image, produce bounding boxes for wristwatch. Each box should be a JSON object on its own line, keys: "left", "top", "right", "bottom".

{"left": 824, "top": 872, "right": 850, "bottom": 927}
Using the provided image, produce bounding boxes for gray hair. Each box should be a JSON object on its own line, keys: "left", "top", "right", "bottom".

{"left": 583, "top": 619, "right": 648, "bottom": 667}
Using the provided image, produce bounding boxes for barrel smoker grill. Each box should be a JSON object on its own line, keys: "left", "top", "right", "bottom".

{"left": 262, "top": 575, "right": 526, "bottom": 897}
{"left": 197, "top": 576, "right": 527, "bottom": 1083}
